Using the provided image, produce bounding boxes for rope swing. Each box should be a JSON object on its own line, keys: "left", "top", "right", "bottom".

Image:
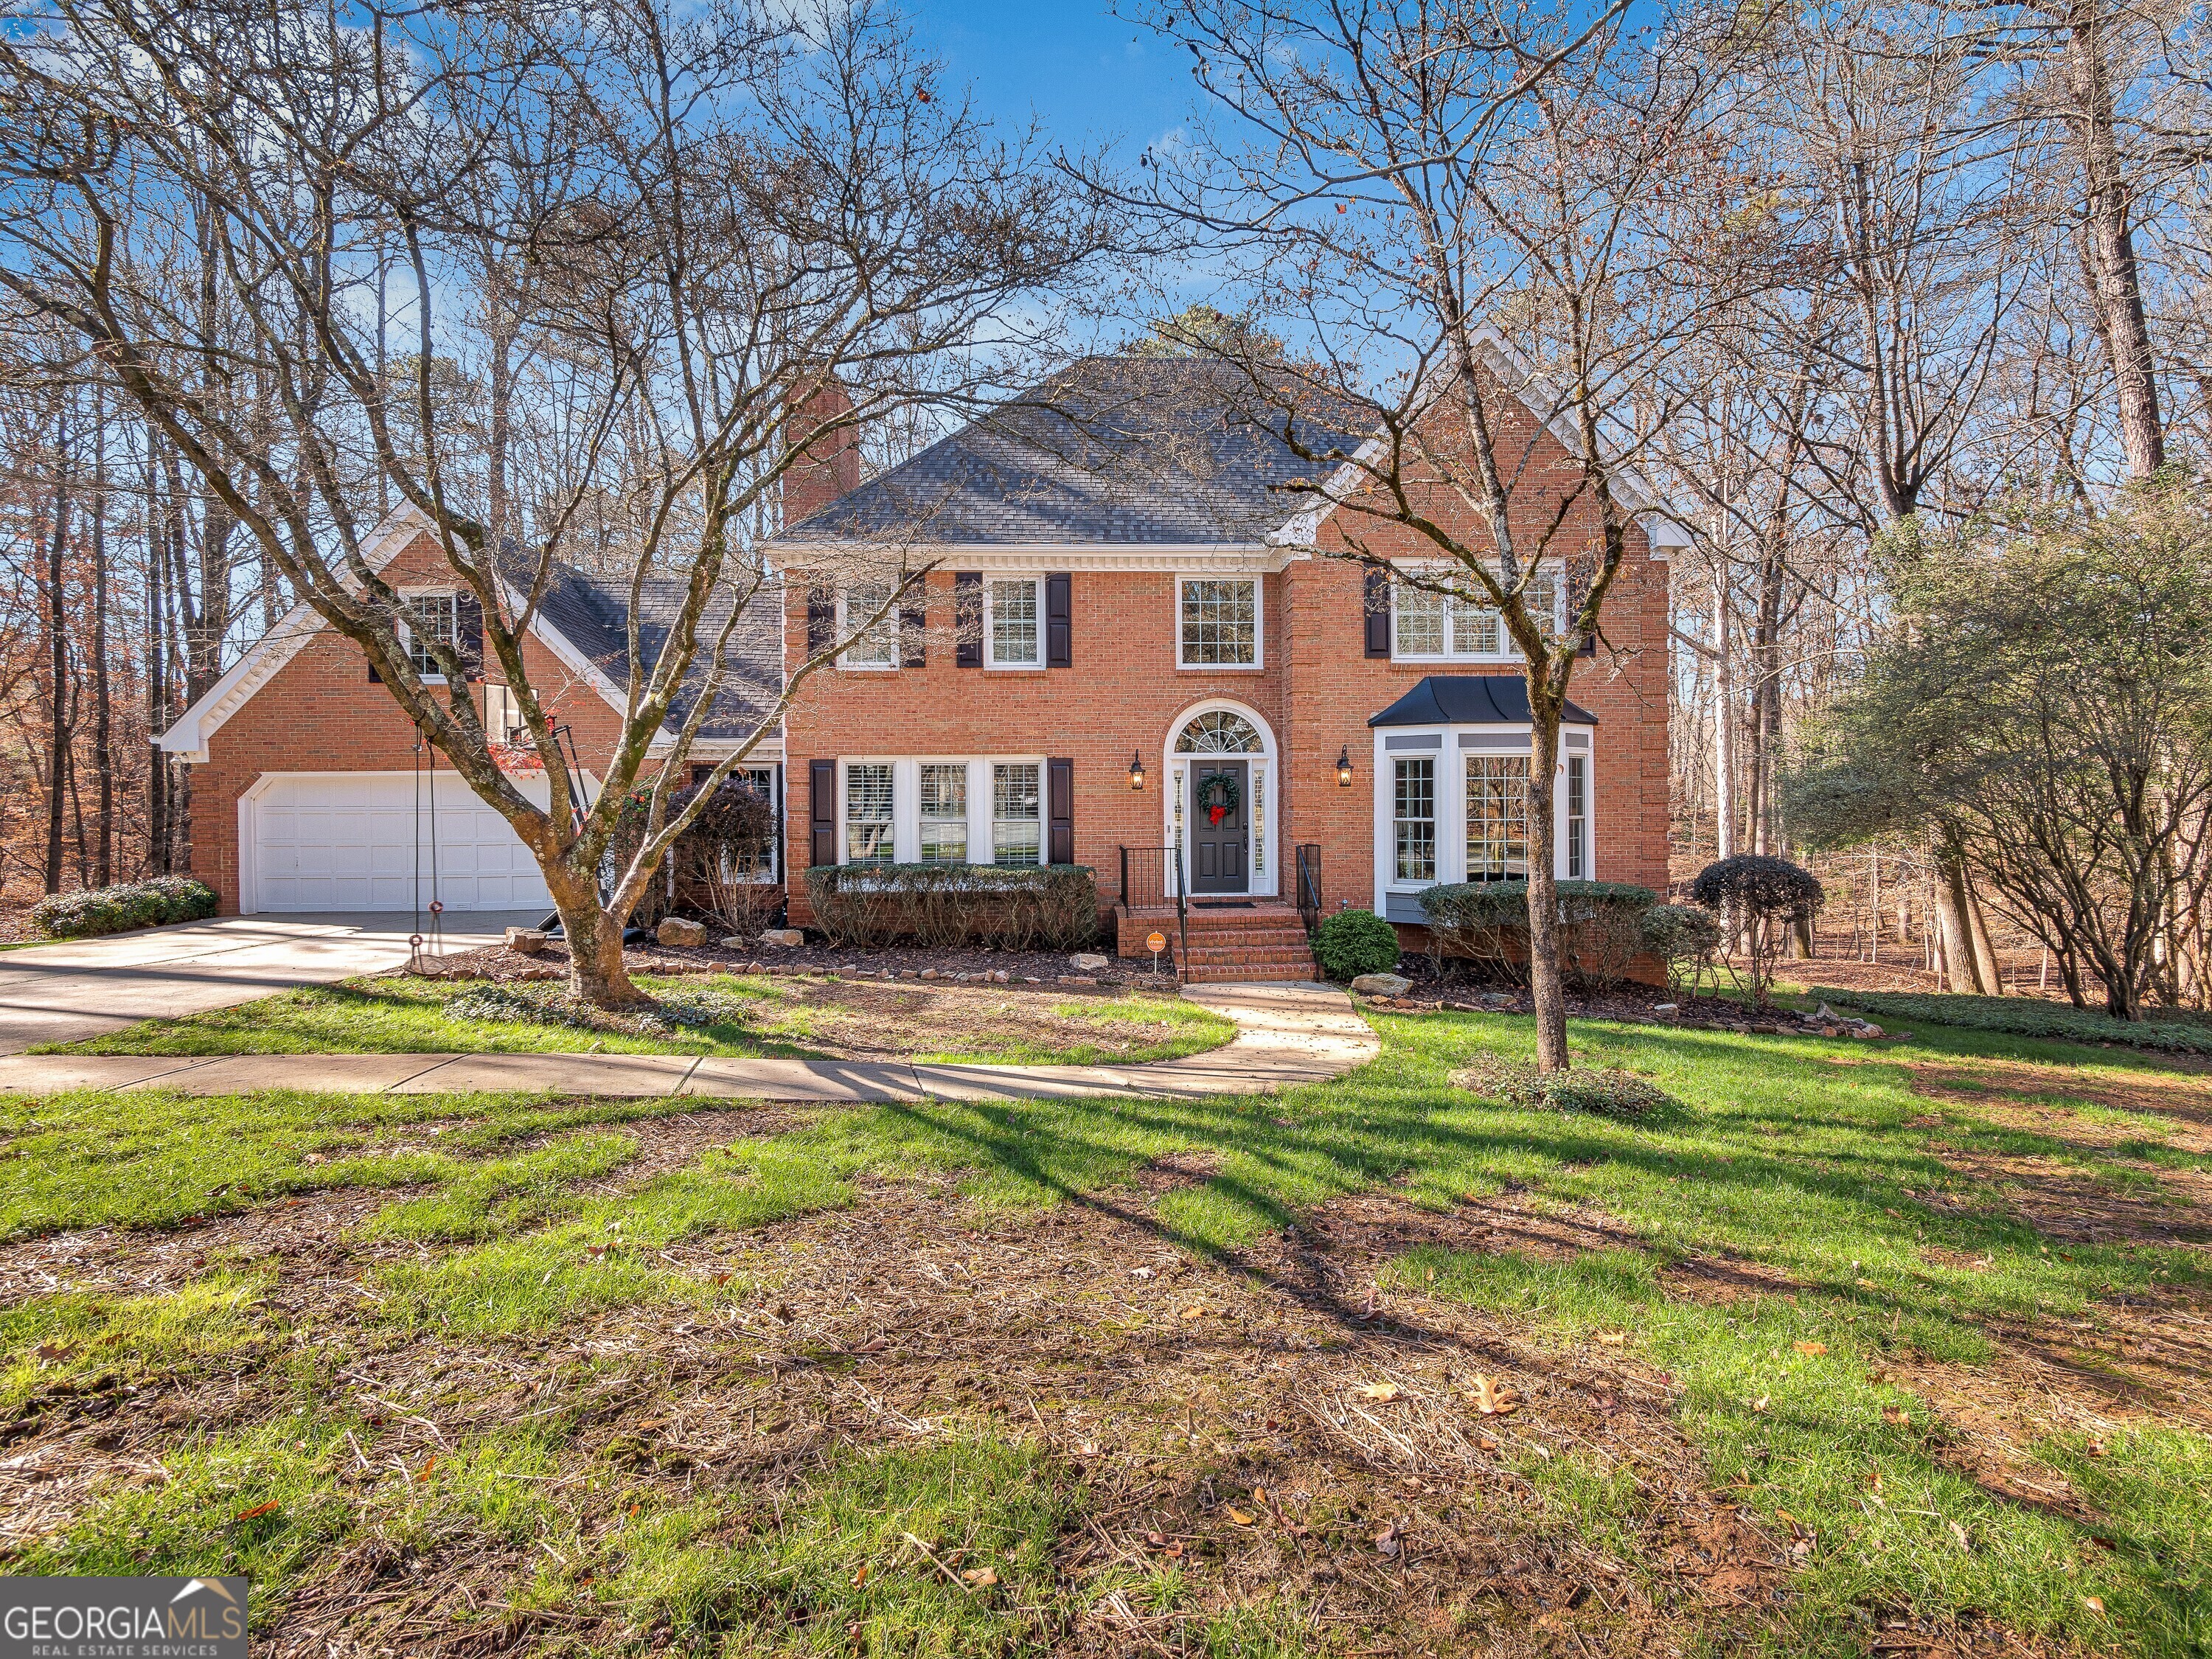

{"left": 410, "top": 734, "right": 446, "bottom": 972}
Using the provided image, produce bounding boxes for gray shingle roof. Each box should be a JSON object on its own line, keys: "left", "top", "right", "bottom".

{"left": 776, "top": 356, "right": 1371, "bottom": 547}
{"left": 519, "top": 561, "right": 782, "bottom": 741}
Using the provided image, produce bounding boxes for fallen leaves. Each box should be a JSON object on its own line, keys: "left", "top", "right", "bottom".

{"left": 234, "top": 1500, "right": 279, "bottom": 1522}
{"left": 1355, "top": 1380, "right": 1405, "bottom": 1402}
{"left": 1596, "top": 1332, "right": 1626, "bottom": 1346}
{"left": 1467, "top": 1374, "right": 1517, "bottom": 1416}
{"left": 1793, "top": 1340, "right": 1828, "bottom": 1357}
{"left": 34, "top": 1341, "right": 76, "bottom": 1363}
{"left": 1225, "top": 1506, "right": 1255, "bottom": 1526}
{"left": 961, "top": 1567, "right": 998, "bottom": 1587}
{"left": 1373, "top": 1520, "right": 1401, "bottom": 1558}
{"left": 1180, "top": 1304, "right": 1207, "bottom": 1321}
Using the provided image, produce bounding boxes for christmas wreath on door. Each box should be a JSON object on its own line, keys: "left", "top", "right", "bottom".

{"left": 1197, "top": 769, "right": 1242, "bottom": 827}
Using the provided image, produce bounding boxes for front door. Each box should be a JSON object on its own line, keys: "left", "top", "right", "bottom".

{"left": 1189, "top": 759, "right": 1250, "bottom": 894}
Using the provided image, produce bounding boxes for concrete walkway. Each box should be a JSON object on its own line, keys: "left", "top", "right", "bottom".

{"left": 0, "top": 912, "right": 543, "bottom": 1054}
{"left": 0, "top": 983, "right": 1377, "bottom": 1103}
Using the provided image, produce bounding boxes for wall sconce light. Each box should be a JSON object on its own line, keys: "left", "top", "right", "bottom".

{"left": 1129, "top": 751, "right": 1147, "bottom": 791}
{"left": 1336, "top": 745, "right": 1354, "bottom": 787}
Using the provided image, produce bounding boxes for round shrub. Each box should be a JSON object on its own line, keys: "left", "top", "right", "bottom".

{"left": 1454, "top": 1054, "right": 1677, "bottom": 1119}
{"left": 1312, "top": 908, "right": 1402, "bottom": 981}
{"left": 31, "top": 875, "right": 219, "bottom": 939}
{"left": 1639, "top": 902, "right": 1722, "bottom": 994}
{"left": 1688, "top": 854, "right": 1824, "bottom": 922}
{"left": 1687, "top": 855, "right": 1823, "bottom": 1003}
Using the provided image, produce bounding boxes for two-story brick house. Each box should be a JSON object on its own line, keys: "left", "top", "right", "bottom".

{"left": 771, "top": 355, "right": 1684, "bottom": 979}
{"left": 159, "top": 352, "right": 1678, "bottom": 984}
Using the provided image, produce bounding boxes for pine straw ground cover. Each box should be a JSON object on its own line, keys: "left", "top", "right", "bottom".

{"left": 0, "top": 1015, "right": 2205, "bottom": 1655}
{"left": 31, "top": 974, "right": 1233, "bottom": 1067}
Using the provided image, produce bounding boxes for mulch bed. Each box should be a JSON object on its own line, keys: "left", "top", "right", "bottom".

{"left": 414, "top": 935, "right": 1170, "bottom": 993}
{"left": 1366, "top": 962, "right": 1905, "bottom": 1040}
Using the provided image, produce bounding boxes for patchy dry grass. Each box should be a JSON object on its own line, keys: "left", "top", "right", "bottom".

{"left": 0, "top": 1010, "right": 2205, "bottom": 1655}
{"left": 35, "top": 973, "right": 1234, "bottom": 1067}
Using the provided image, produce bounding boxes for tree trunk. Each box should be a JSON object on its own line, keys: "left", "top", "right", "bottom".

{"left": 1712, "top": 562, "right": 1735, "bottom": 862}
{"left": 2065, "top": 4, "right": 2163, "bottom": 479}
{"left": 91, "top": 405, "right": 114, "bottom": 888}
{"left": 1966, "top": 880, "right": 2003, "bottom": 995}
{"left": 546, "top": 865, "right": 647, "bottom": 1009}
{"left": 1526, "top": 716, "right": 1568, "bottom": 1072}
{"left": 1934, "top": 844, "right": 1986, "bottom": 994}
{"left": 43, "top": 418, "right": 71, "bottom": 897}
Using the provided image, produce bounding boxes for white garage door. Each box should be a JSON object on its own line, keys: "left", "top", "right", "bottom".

{"left": 247, "top": 772, "right": 555, "bottom": 914}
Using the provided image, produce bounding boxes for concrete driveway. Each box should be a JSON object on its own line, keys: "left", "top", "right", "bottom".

{"left": 0, "top": 911, "right": 545, "bottom": 1054}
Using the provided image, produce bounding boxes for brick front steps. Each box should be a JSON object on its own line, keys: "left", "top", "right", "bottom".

{"left": 1116, "top": 900, "right": 1318, "bottom": 984}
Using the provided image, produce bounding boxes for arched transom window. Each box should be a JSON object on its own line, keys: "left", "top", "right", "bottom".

{"left": 1175, "top": 710, "right": 1264, "bottom": 754}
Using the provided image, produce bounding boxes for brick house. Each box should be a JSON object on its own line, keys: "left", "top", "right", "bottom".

{"left": 771, "top": 355, "right": 1684, "bottom": 980}
{"left": 160, "top": 352, "right": 1678, "bottom": 981}
{"left": 157, "top": 512, "right": 784, "bottom": 917}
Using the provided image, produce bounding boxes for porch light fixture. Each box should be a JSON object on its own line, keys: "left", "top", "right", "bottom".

{"left": 1336, "top": 745, "right": 1354, "bottom": 787}
{"left": 1129, "top": 751, "right": 1147, "bottom": 791}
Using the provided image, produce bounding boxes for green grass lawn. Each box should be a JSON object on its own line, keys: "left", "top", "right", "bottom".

{"left": 1, "top": 1009, "right": 2206, "bottom": 1654}
{"left": 33, "top": 972, "right": 1234, "bottom": 1065}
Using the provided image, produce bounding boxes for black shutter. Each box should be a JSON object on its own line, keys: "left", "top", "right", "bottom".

{"left": 455, "top": 592, "right": 484, "bottom": 681}
{"left": 1046, "top": 572, "right": 1071, "bottom": 668}
{"left": 1048, "top": 757, "right": 1074, "bottom": 865}
{"left": 809, "top": 759, "right": 837, "bottom": 866}
{"left": 805, "top": 580, "right": 834, "bottom": 657}
{"left": 901, "top": 590, "right": 927, "bottom": 669}
{"left": 954, "top": 571, "right": 982, "bottom": 667}
{"left": 1363, "top": 568, "right": 1391, "bottom": 658}
{"left": 368, "top": 650, "right": 381, "bottom": 684}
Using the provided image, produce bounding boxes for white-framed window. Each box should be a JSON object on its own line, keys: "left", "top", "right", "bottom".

{"left": 992, "top": 762, "right": 1042, "bottom": 864}
{"left": 985, "top": 577, "right": 1043, "bottom": 669}
{"left": 844, "top": 762, "right": 894, "bottom": 864}
{"left": 839, "top": 582, "right": 899, "bottom": 670}
{"left": 689, "top": 763, "right": 780, "bottom": 881}
{"left": 1393, "top": 757, "right": 1436, "bottom": 883}
{"left": 484, "top": 682, "right": 525, "bottom": 743}
{"left": 1464, "top": 754, "right": 1532, "bottom": 879}
{"left": 919, "top": 763, "right": 968, "bottom": 863}
{"left": 1565, "top": 754, "right": 1587, "bottom": 880}
{"left": 402, "top": 590, "right": 458, "bottom": 679}
{"left": 1177, "top": 577, "right": 1260, "bottom": 668}
{"left": 1393, "top": 566, "right": 1559, "bottom": 661}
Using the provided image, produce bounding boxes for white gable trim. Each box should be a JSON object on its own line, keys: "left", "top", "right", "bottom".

{"left": 157, "top": 506, "right": 636, "bottom": 762}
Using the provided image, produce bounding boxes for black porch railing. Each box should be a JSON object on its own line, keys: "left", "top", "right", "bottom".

{"left": 1295, "top": 843, "right": 1322, "bottom": 933}
{"left": 1118, "top": 844, "right": 1189, "bottom": 979}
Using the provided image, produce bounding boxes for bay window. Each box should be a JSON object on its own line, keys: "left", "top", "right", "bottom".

{"left": 1464, "top": 754, "right": 1531, "bottom": 879}
{"left": 1393, "top": 757, "right": 1436, "bottom": 883}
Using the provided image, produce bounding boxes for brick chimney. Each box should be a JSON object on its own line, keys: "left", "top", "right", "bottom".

{"left": 781, "top": 377, "right": 861, "bottom": 529}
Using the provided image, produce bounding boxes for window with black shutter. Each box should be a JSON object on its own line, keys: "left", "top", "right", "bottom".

{"left": 953, "top": 572, "right": 983, "bottom": 667}
{"left": 1363, "top": 567, "right": 1391, "bottom": 658}
{"left": 901, "top": 589, "right": 927, "bottom": 668}
{"left": 805, "top": 581, "right": 834, "bottom": 657}
{"left": 1046, "top": 573, "right": 1071, "bottom": 668}
{"left": 1048, "top": 757, "right": 1074, "bottom": 863}
{"left": 808, "top": 759, "right": 837, "bottom": 866}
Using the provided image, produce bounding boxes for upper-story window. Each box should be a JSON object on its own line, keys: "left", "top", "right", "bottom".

{"left": 1178, "top": 577, "right": 1260, "bottom": 668}
{"left": 1394, "top": 567, "right": 1558, "bottom": 661}
{"left": 985, "top": 577, "right": 1042, "bottom": 669}
{"left": 403, "top": 591, "right": 458, "bottom": 679}
{"left": 840, "top": 582, "right": 899, "bottom": 669}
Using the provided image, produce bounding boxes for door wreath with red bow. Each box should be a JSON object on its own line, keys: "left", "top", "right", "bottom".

{"left": 1197, "top": 769, "right": 1242, "bottom": 827}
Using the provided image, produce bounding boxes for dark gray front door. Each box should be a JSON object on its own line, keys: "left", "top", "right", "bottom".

{"left": 1189, "top": 759, "right": 1249, "bottom": 894}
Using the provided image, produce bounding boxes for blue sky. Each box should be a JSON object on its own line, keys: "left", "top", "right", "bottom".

{"left": 911, "top": 3, "right": 1189, "bottom": 161}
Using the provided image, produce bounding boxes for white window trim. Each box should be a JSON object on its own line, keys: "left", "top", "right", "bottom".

{"left": 1388, "top": 563, "right": 1562, "bottom": 665}
{"left": 836, "top": 585, "right": 900, "bottom": 672}
{"left": 1175, "top": 574, "right": 1264, "bottom": 672}
{"left": 1161, "top": 700, "right": 1279, "bottom": 897}
{"left": 397, "top": 585, "right": 459, "bottom": 684}
{"left": 982, "top": 576, "right": 1046, "bottom": 671}
{"left": 1369, "top": 723, "right": 1598, "bottom": 911}
{"left": 838, "top": 755, "right": 1051, "bottom": 867}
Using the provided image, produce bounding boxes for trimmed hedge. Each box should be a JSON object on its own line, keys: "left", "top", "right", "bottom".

{"left": 1312, "top": 908, "right": 1402, "bottom": 981}
{"left": 1419, "top": 880, "right": 1659, "bottom": 988}
{"left": 1808, "top": 988, "right": 2212, "bottom": 1056}
{"left": 31, "top": 876, "right": 220, "bottom": 939}
{"left": 803, "top": 863, "right": 1099, "bottom": 951}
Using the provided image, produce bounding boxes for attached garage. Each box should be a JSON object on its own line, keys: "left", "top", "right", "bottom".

{"left": 240, "top": 772, "right": 556, "bottom": 914}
